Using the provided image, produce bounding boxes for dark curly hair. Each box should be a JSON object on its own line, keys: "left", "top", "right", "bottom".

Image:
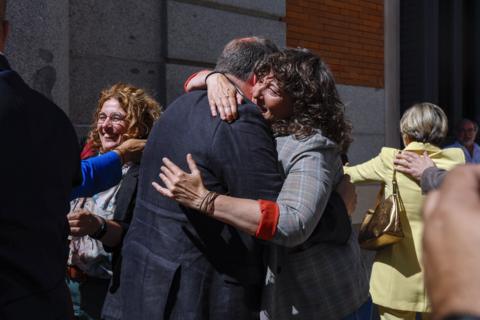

{"left": 254, "top": 48, "right": 352, "bottom": 153}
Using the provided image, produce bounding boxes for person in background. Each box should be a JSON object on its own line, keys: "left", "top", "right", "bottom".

{"left": 344, "top": 103, "right": 465, "bottom": 320}
{"left": 423, "top": 165, "right": 480, "bottom": 320}
{"left": 67, "top": 83, "right": 161, "bottom": 320}
{"left": 447, "top": 119, "right": 480, "bottom": 163}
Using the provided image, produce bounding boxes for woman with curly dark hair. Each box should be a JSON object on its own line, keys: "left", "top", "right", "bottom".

{"left": 257, "top": 48, "right": 352, "bottom": 154}
{"left": 153, "top": 49, "right": 370, "bottom": 319}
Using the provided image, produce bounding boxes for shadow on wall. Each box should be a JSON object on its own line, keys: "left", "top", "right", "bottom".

{"left": 32, "top": 48, "right": 56, "bottom": 100}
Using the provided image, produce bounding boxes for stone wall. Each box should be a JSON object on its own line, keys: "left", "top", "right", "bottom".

{"left": 5, "top": 0, "right": 286, "bottom": 139}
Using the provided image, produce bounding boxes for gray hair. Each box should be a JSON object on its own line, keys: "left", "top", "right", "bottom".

{"left": 215, "top": 36, "right": 279, "bottom": 81}
{"left": 400, "top": 102, "right": 448, "bottom": 146}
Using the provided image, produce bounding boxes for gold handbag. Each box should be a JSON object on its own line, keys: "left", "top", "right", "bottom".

{"left": 358, "top": 169, "right": 405, "bottom": 250}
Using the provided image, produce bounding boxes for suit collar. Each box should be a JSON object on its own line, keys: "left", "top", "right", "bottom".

{"left": 0, "top": 54, "right": 11, "bottom": 70}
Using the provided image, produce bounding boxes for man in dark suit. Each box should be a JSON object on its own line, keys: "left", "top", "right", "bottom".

{"left": 0, "top": 1, "right": 82, "bottom": 318}
{"left": 110, "top": 37, "right": 283, "bottom": 320}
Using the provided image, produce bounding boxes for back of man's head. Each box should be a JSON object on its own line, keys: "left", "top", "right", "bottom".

{"left": 215, "top": 36, "right": 278, "bottom": 81}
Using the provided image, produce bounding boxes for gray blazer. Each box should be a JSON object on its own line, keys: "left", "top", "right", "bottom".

{"left": 261, "top": 132, "right": 370, "bottom": 320}
{"left": 420, "top": 167, "right": 447, "bottom": 193}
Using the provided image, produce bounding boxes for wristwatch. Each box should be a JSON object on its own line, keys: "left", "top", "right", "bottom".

{"left": 90, "top": 216, "right": 108, "bottom": 240}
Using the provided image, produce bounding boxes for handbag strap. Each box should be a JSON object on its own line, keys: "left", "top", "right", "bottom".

{"left": 391, "top": 152, "right": 406, "bottom": 212}
{"left": 392, "top": 152, "right": 400, "bottom": 195}
{"left": 392, "top": 168, "right": 399, "bottom": 195}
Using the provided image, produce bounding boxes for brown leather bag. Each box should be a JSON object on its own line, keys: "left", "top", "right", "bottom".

{"left": 358, "top": 169, "right": 405, "bottom": 250}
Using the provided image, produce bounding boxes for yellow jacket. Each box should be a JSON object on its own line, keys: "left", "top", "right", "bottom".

{"left": 344, "top": 142, "right": 464, "bottom": 312}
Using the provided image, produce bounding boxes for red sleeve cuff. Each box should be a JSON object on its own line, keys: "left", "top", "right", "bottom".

{"left": 255, "top": 200, "right": 279, "bottom": 240}
{"left": 183, "top": 71, "right": 199, "bottom": 93}
{"left": 80, "top": 140, "right": 95, "bottom": 160}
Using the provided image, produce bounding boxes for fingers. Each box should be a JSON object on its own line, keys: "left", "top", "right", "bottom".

{"left": 162, "top": 157, "right": 185, "bottom": 176}
{"left": 159, "top": 172, "right": 175, "bottom": 190}
{"left": 394, "top": 165, "right": 413, "bottom": 175}
{"left": 67, "top": 211, "right": 78, "bottom": 219}
{"left": 208, "top": 94, "right": 218, "bottom": 117}
{"left": 209, "top": 93, "right": 225, "bottom": 119}
{"left": 67, "top": 209, "right": 89, "bottom": 220}
{"left": 395, "top": 151, "right": 418, "bottom": 163}
{"left": 227, "top": 91, "right": 238, "bottom": 120}
{"left": 220, "top": 96, "right": 233, "bottom": 121}
{"left": 160, "top": 165, "right": 176, "bottom": 182}
{"left": 152, "top": 181, "right": 174, "bottom": 198}
{"left": 236, "top": 92, "right": 243, "bottom": 105}
{"left": 69, "top": 227, "right": 83, "bottom": 236}
{"left": 186, "top": 154, "right": 200, "bottom": 175}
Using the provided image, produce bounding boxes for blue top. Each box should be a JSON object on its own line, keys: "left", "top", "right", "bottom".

{"left": 446, "top": 141, "right": 480, "bottom": 164}
{"left": 71, "top": 151, "right": 123, "bottom": 200}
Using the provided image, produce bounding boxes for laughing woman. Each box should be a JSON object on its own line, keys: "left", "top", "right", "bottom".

{"left": 66, "top": 83, "right": 161, "bottom": 320}
{"left": 153, "top": 49, "right": 371, "bottom": 320}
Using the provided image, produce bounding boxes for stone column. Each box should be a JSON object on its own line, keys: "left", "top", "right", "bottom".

{"left": 384, "top": 0, "right": 400, "bottom": 148}
{"left": 5, "top": 0, "right": 69, "bottom": 113}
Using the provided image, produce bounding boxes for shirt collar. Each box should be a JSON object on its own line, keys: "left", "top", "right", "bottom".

{"left": 403, "top": 141, "right": 441, "bottom": 153}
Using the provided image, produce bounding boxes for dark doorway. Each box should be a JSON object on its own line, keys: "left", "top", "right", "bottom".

{"left": 400, "top": 0, "right": 480, "bottom": 143}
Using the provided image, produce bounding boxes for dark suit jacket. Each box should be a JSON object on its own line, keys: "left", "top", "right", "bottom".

{"left": 119, "top": 90, "right": 283, "bottom": 319}
{"left": 0, "top": 55, "right": 80, "bottom": 320}
{"left": 105, "top": 164, "right": 139, "bottom": 293}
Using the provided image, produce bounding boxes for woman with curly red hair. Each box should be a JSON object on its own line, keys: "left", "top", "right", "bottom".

{"left": 67, "top": 83, "right": 161, "bottom": 320}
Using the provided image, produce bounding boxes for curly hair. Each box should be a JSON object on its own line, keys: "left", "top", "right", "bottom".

{"left": 254, "top": 48, "right": 352, "bottom": 153}
{"left": 89, "top": 83, "right": 162, "bottom": 153}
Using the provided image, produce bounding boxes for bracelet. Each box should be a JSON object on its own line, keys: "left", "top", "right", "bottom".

{"left": 198, "top": 191, "right": 220, "bottom": 216}
{"left": 204, "top": 71, "right": 225, "bottom": 86}
{"left": 90, "top": 216, "right": 108, "bottom": 240}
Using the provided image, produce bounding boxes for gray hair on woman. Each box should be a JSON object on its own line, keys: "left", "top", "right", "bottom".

{"left": 400, "top": 102, "right": 448, "bottom": 146}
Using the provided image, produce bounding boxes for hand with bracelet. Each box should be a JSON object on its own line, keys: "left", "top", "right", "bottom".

{"left": 152, "top": 154, "right": 263, "bottom": 237}
{"left": 185, "top": 70, "right": 243, "bottom": 122}
{"left": 153, "top": 154, "right": 211, "bottom": 213}
{"left": 67, "top": 209, "right": 123, "bottom": 245}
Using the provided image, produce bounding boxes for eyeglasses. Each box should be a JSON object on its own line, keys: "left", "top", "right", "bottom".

{"left": 459, "top": 128, "right": 476, "bottom": 133}
{"left": 97, "top": 112, "right": 126, "bottom": 124}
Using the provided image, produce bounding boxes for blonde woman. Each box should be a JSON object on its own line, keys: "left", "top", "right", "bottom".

{"left": 344, "top": 103, "right": 465, "bottom": 320}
